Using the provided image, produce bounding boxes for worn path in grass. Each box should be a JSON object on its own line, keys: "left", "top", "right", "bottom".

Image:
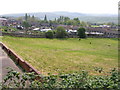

{"left": 0, "top": 47, "right": 22, "bottom": 81}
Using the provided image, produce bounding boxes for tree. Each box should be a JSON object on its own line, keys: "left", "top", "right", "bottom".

{"left": 28, "top": 15, "right": 31, "bottom": 19}
{"left": 44, "top": 15, "right": 47, "bottom": 22}
{"left": 73, "top": 17, "right": 79, "bottom": 21}
{"left": 32, "top": 15, "right": 35, "bottom": 19}
{"left": 25, "top": 13, "right": 28, "bottom": 21}
{"left": 22, "top": 21, "right": 30, "bottom": 29}
{"left": 22, "top": 21, "right": 30, "bottom": 34}
{"left": 66, "top": 20, "right": 74, "bottom": 25}
{"left": 56, "top": 26, "right": 67, "bottom": 38}
{"left": 77, "top": 28, "right": 86, "bottom": 38}
{"left": 16, "top": 17, "right": 23, "bottom": 22}
{"left": 64, "top": 17, "right": 70, "bottom": 25}
{"left": 45, "top": 30, "right": 54, "bottom": 39}
{"left": 73, "top": 18, "right": 80, "bottom": 25}
{"left": 80, "top": 21, "right": 88, "bottom": 27}
{"left": 64, "top": 17, "right": 70, "bottom": 21}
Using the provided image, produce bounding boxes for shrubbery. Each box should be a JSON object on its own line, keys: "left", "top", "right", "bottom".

{"left": 56, "top": 26, "right": 67, "bottom": 38}
{"left": 0, "top": 26, "right": 18, "bottom": 32}
{"left": 45, "top": 30, "right": 54, "bottom": 39}
{"left": 77, "top": 28, "right": 86, "bottom": 38}
{"left": 1, "top": 68, "right": 119, "bottom": 89}
{"left": 44, "top": 26, "right": 68, "bottom": 39}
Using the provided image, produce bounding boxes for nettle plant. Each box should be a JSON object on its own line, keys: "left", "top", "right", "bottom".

{"left": 1, "top": 67, "right": 120, "bottom": 89}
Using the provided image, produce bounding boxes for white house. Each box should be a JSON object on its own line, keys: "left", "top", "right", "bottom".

{"left": 33, "top": 28, "right": 40, "bottom": 31}
{"left": 67, "top": 29, "right": 77, "bottom": 33}
{"left": 0, "top": 18, "right": 7, "bottom": 26}
{"left": 40, "top": 28, "right": 52, "bottom": 32}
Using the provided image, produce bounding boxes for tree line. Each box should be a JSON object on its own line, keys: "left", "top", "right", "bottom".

{"left": 19, "top": 13, "right": 90, "bottom": 27}
{"left": 19, "top": 13, "right": 86, "bottom": 39}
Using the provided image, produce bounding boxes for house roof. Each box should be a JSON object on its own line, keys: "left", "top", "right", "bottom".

{"left": 0, "top": 18, "right": 7, "bottom": 21}
{"left": 33, "top": 28, "right": 40, "bottom": 31}
{"left": 40, "top": 28, "right": 52, "bottom": 32}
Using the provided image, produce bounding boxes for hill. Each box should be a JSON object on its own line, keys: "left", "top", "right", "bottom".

{"left": 1, "top": 11, "right": 117, "bottom": 24}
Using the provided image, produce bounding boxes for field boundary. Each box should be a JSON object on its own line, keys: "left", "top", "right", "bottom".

{"left": 2, "top": 32, "right": 118, "bottom": 38}
{"left": 2, "top": 32, "right": 79, "bottom": 38}
{"left": 0, "top": 42, "right": 40, "bottom": 75}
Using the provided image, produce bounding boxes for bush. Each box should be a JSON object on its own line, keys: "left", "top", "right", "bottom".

{"left": 56, "top": 26, "right": 67, "bottom": 38}
{"left": 1, "top": 68, "right": 119, "bottom": 89}
{"left": 0, "top": 26, "right": 18, "bottom": 32}
{"left": 45, "top": 30, "right": 54, "bottom": 39}
{"left": 77, "top": 28, "right": 86, "bottom": 38}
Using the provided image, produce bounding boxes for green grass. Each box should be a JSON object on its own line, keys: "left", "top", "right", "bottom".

{"left": 91, "top": 25, "right": 101, "bottom": 27}
{"left": 0, "top": 26, "right": 18, "bottom": 32}
{"left": 2, "top": 36, "right": 118, "bottom": 75}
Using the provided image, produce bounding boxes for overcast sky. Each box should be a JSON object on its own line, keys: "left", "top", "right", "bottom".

{"left": 0, "top": 0, "right": 119, "bottom": 15}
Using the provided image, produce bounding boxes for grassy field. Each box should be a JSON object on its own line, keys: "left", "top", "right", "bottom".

{"left": 2, "top": 36, "right": 118, "bottom": 75}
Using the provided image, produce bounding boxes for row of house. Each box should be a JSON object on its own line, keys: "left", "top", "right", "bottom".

{"left": 0, "top": 17, "right": 119, "bottom": 38}
{"left": 31, "top": 27, "right": 119, "bottom": 38}
{"left": 0, "top": 18, "right": 7, "bottom": 26}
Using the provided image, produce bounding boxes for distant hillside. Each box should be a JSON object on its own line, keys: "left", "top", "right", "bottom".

{"left": 1, "top": 11, "right": 117, "bottom": 24}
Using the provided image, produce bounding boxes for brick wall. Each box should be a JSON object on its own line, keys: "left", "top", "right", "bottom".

{"left": 0, "top": 43, "right": 40, "bottom": 75}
